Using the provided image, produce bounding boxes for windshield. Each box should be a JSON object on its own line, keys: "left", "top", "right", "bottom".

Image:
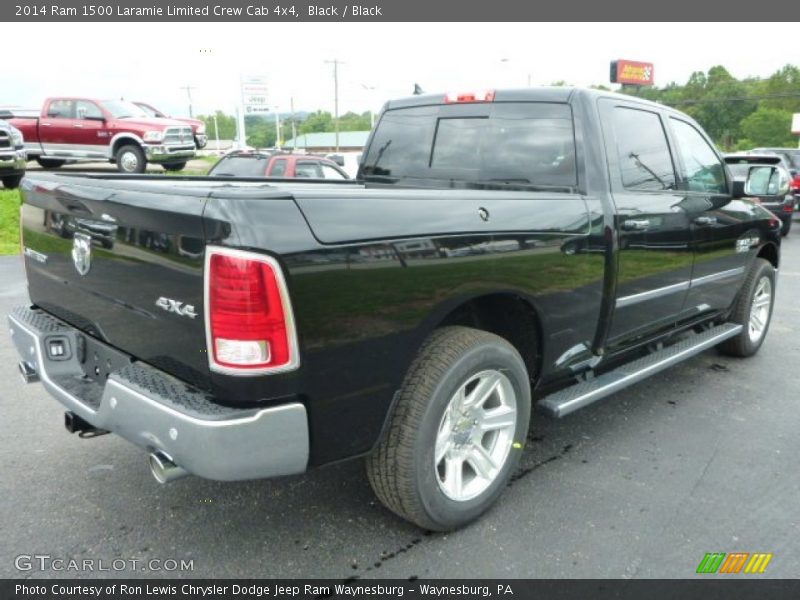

{"left": 100, "top": 100, "right": 150, "bottom": 119}
{"left": 208, "top": 155, "right": 271, "bottom": 177}
{"left": 135, "top": 103, "right": 160, "bottom": 118}
{"left": 361, "top": 102, "right": 577, "bottom": 188}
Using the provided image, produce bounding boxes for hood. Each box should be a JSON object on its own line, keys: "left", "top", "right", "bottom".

{"left": 109, "top": 117, "right": 192, "bottom": 131}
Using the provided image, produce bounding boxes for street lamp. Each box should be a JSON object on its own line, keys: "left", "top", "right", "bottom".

{"left": 324, "top": 59, "right": 344, "bottom": 151}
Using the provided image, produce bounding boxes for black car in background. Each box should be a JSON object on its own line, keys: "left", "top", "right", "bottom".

{"left": 725, "top": 153, "right": 794, "bottom": 236}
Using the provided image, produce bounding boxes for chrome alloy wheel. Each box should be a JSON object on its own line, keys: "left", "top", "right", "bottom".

{"left": 434, "top": 369, "right": 518, "bottom": 502}
{"left": 120, "top": 151, "right": 139, "bottom": 173}
{"left": 748, "top": 276, "right": 772, "bottom": 343}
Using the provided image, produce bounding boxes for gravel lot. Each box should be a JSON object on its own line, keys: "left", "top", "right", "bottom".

{"left": 1, "top": 215, "right": 799, "bottom": 579}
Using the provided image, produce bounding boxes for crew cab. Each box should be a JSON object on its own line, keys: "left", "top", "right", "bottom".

{"left": 133, "top": 101, "right": 208, "bottom": 149}
{"left": 0, "top": 118, "right": 26, "bottom": 189}
{"left": 8, "top": 88, "right": 781, "bottom": 531}
{"left": 7, "top": 98, "right": 197, "bottom": 173}
{"left": 208, "top": 150, "right": 349, "bottom": 179}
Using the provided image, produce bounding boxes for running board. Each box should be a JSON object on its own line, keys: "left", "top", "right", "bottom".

{"left": 538, "top": 323, "right": 743, "bottom": 418}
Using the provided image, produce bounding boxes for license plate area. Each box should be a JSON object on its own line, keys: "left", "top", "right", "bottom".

{"left": 76, "top": 333, "right": 133, "bottom": 384}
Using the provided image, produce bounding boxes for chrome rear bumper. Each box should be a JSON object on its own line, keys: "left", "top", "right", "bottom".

{"left": 8, "top": 306, "right": 309, "bottom": 481}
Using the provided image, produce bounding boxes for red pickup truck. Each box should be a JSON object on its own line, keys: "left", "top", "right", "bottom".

{"left": 8, "top": 97, "right": 197, "bottom": 173}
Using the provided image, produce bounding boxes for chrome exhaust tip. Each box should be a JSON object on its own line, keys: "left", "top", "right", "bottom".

{"left": 148, "top": 451, "right": 189, "bottom": 484}
{"left": 19, "top": 361, "right": 39, "bottom": 384}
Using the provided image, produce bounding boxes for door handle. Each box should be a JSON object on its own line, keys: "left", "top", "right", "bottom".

{"left": 694, "top": 216, "right": 717, "bottom": 226}
{"left": 622, "top": 219, "right": 650, "bottom": 231}
{"left": 41, "top": 122, "right": 53, "bottom": 127}
{"left": 73, "top": 124, "right": 84, "bottom": 128}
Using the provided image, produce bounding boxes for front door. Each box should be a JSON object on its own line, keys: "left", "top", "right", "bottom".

{"left": 600, "top": 101, "right": 693, "bottom": 346}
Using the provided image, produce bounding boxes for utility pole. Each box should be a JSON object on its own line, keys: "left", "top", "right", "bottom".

{"left": 324, "top": 59, "right": 344, "bottom": 151}
{"left": 180, "top": 85, "right": 196, "bottom": 117}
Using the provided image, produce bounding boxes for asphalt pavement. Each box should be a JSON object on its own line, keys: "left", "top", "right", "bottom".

{"left": 1, "top": 217, "right": 799, "bottom": 579}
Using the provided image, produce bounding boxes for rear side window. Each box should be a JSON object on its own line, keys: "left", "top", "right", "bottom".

{"left": 209, "top": 155, "right": 271, "bottom": 177}
{"left": 296, "top": 161, "right": 323, "bottom": 178}
{"left": 669, "top": 118, "right": 727, "bottom": 194}
{"left": 47, "top": 99, "right": 75, "bottom": 119}
{"left": 361, "top": 102, "right": 577, "bottom": 187}
{"left": 269, "top": 158, "right": 287, "bottom": 176}
{"left": 612, "top": 107, "right": 676, "bottom": 191}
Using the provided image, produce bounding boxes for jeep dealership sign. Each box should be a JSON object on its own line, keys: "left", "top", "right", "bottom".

{"left": 610, "top": 59, "right": 655, "bottom": 86}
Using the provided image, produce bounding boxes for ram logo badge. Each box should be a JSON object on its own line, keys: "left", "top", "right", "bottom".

{"left": 71, "top": 233, "right": 92, "bottom": 276}
{"left": 156, "top": 297, "right": 198, "bottom": 319}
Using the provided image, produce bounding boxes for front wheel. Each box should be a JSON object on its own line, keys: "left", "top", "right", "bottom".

{"left": 718, "top": 258, "right": 775, "bottom": 357}
{"left": 2, "top": 175, "right": 23, "bottom": 189}
{"left": 115, "top": 144, "right": 146, "bottom": 174}
{"left": 367, "top": 326, "right": 531, "bottom": 531}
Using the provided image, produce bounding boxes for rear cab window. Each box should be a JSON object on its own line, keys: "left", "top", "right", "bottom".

{"left": 361, "top": 102, "right": 577, "bottom": 189}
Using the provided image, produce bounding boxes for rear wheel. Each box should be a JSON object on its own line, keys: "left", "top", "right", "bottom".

{"left": 718, "top": 258, "right": 775, "bottom": 357}
{"left": 367, "top": 326, "right": 531, "bottom": 531}
{"left": 162, "top": 161, "right": 187, "bottom": 172}
{"left": 115, "top": 144, "right": 146, "bottom": 174}
{"left": 781, "top": 217, "right": 792, "bottom": 237}
{"left": 1, "top": 175, "right": 23, "bottom": 189}
{"left": 35, "top": 158, "right": 65, "bottom": 169}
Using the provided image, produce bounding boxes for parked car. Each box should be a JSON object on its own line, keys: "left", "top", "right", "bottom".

{"left": 6, "top": 98, "right": 196, "bottom": 173}
{"left": 133, "top": 101, "right": 208, "bottom": 149}
{"left": 0, "top": 119, "right": 26, "bottom": 189}
{"left": 724, "top": 153, "right": 794, "bottom": 236}
{"left": 9, "top": 88, "right": 781, "bottom": 531}
{"left": 208, "top": 150, "right": 349, "bottom": 179}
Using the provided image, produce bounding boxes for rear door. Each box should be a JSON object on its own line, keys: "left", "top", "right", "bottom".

{"left": 600, "top": 100, "right": 693, "bottom": 345}
{"left": 40, "top": 99, "right": 79, "bottom": 151}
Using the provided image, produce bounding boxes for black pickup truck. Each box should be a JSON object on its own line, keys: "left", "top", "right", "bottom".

{"left": 9, "top": 88, "right": 781, "bottom": 531}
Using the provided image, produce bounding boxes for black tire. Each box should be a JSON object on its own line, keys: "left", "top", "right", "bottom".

{"left": 718, "top": 258, "right": 775, "bottom": 358}
{"left": 367, "top": 326, "right": 531, "bottom": 531}
{"left": 162, "top": 161, "right": 187, "bottom": 172}
{"left": 781, "top": 217, "right": 791, "bottom": 237}
{"left": 115, "top": 144, "right": 146, "bottom": 174}
{"left": 1, "top": 175, "right": 23, "bottom": 189}
{"left": 35, "top": 158, "right": 65, "bottom": 169}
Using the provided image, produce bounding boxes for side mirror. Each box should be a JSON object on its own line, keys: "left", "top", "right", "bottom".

{"left": 744, "top": 166, "right": 789, "bottom": 197}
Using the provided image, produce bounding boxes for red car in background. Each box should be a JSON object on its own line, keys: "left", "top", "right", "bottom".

{"left": 134, "top": 101, "right": 208, "bottom": 149}
{"left": 6, "top": 97, "right": 196, "bottom": 173}
{"left": 208, "top": 151, "right": 350, "bottom": 179}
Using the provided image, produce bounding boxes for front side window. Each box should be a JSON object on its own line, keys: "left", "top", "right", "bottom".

{"left": 612, "top": 107, "right": 676, "bottom": 191}
{"left": 76, "top": 100, "right": 103, "bottom": 120}
{"left": 295, "top": 162, "right": 323, "bottom": 178}
{"left": 669, "top": 118, "right": 727, "bottom": 194}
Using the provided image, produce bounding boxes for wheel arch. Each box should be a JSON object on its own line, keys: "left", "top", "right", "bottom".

{"left": 757, "top": 241, "right": 779, "bottom": 270}
{"left": 110, "top": 133, "right": 144, "bottom": 158}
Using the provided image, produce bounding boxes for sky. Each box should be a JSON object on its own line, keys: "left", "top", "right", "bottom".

{"left": 5, "top": 22, "right": 797, "bottom": 119}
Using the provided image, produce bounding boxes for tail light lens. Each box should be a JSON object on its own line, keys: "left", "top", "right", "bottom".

{"left": 205, "top": 247, "right": 299, "bottom": 375}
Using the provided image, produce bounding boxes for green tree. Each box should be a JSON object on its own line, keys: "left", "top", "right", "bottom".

{"left": 197, "top": 111, "right": 236, "bottom": 140}
{"left": 737, "top": 106, "right": 797, "bottom": 148}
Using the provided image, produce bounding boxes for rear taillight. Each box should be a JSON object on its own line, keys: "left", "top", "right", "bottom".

{"left": 204, "top": 246, "right": 299, "bottom": 375}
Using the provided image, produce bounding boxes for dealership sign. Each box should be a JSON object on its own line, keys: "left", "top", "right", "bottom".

{"left": 241, "top": 75, "right": 269, "bottom": 108}
{"left": 610, "top": 60, "right": 655, "bottom": 86}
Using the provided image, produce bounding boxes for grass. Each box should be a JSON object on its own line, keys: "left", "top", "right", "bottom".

{"left": 0, "top": 188, "right": 22, "bottom": 255}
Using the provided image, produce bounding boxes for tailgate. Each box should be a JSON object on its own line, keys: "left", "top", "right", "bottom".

{"left": 20, "top": 175, "right": 219, "bottom": 387}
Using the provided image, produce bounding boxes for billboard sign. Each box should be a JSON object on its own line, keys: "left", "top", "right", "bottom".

{"left": 610, "top": 60, "right": 655, "bottom": 86}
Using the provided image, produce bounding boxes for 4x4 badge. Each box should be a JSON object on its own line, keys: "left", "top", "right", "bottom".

{"left": 71, "top": 233, "right": 92, "bottom": 276}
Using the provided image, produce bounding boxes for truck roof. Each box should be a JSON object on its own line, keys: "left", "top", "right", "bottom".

{"left": 383, "top": 86, "right": 670, "bottom": 112}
